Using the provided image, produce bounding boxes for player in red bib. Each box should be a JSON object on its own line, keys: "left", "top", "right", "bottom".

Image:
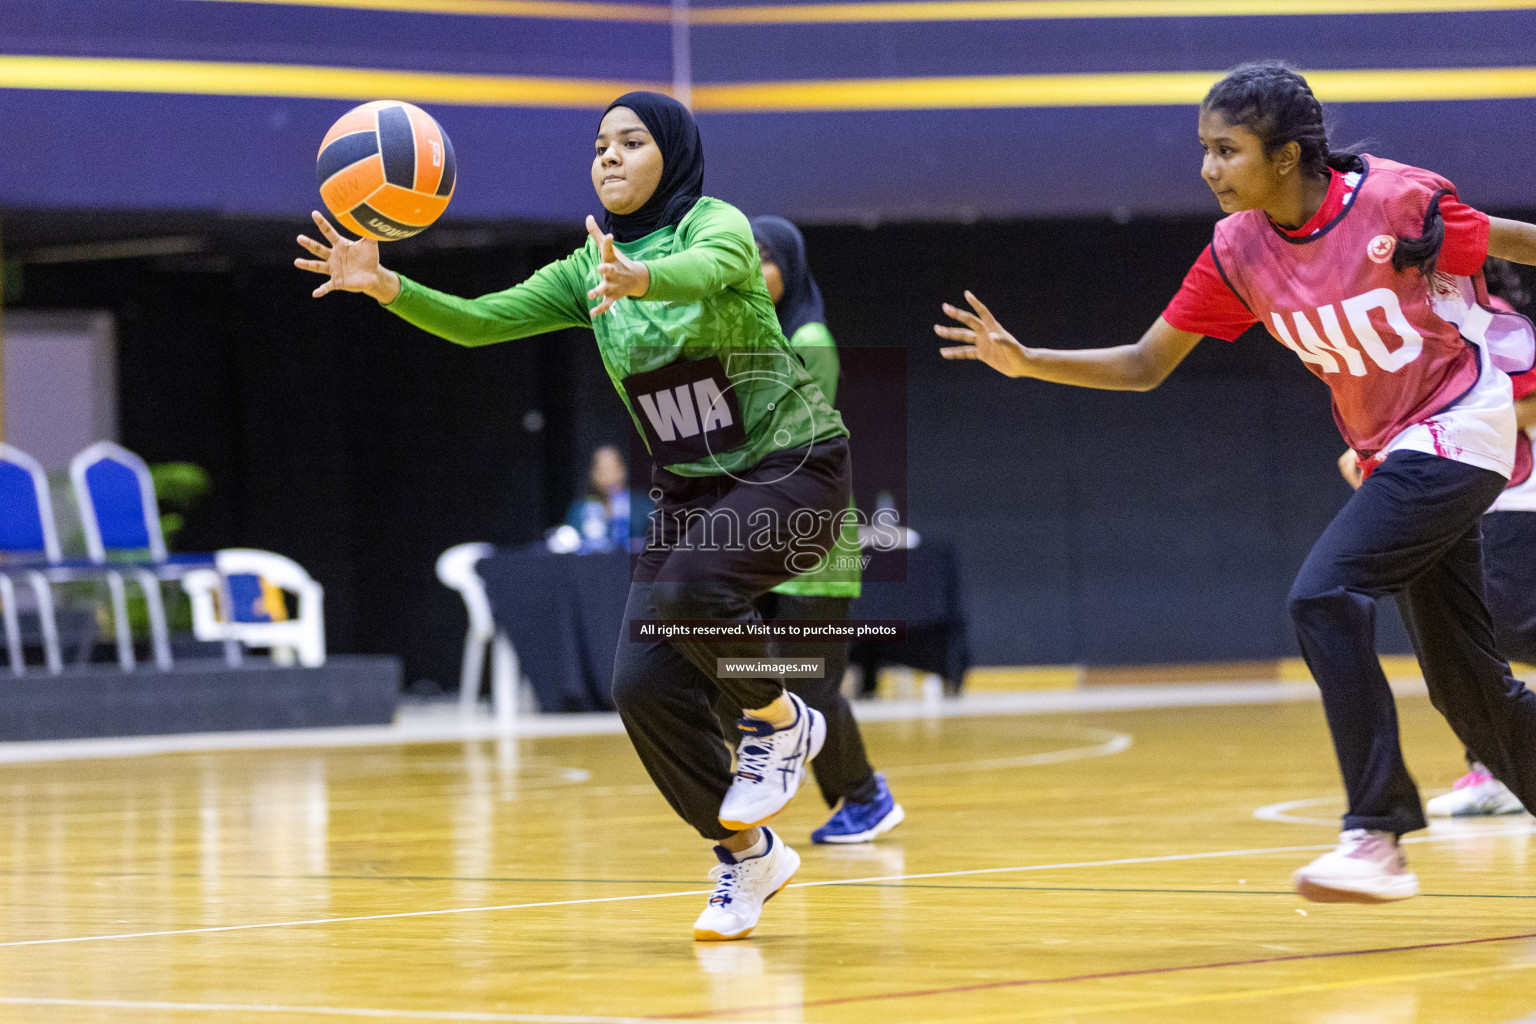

{"left": 936, "top": 61, "right": 1536, "bottom": 904}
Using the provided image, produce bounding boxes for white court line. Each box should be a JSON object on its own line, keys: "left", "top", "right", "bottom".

{"left": 0, "top": 678, "right": 1390, "bottom": 764}
{"left": 5, "top": 824, "right": 1529, "bottom": 950}
{"left": 1256, "top": 794, "right": 1536, "bottom": 829}
{"left": 795, "top": 823, "right": 1535, "bottom": 891}
{"left": 0, "top": 714, "right": 623, "bottom": 765}
{"left": 882, "top": 726, "right": 1132, "bottom": 778}
{"left": 0, "top": 997, "right": 779, "bottom": 1024}
{"left": 577, "top": 726, "right": 1133, "bottom": 797}
{"left": 1254, "top": 796, "right": 1347, "bottom": 826}
{"left": 0, "top": 887, "right": 716, "bottom": 948}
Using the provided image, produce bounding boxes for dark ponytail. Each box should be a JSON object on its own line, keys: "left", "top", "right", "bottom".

{"left": 1203, "top": 60, "right": 1447, "bottom": 276}
{"left": 1392, "top": 191, "right": 1446, "bottom": 278}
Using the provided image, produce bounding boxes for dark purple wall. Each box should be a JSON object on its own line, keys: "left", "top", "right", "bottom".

{"left": 3, "top": 1, "right": 1534, "bottom": 224}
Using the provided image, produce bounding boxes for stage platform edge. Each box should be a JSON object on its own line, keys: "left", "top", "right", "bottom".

{"left": 0, "top": 655, "right": 401, "bottom": 741}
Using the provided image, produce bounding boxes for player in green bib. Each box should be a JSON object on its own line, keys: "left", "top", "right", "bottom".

{"left": 711, "top": 215, "right": 905, "bottom": 844}
{"left": 297, "top": 93, "right": 852, "bottom": 941}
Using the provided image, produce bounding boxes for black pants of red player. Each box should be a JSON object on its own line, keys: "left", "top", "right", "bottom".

{"left": 610, "top": 437, "right": 852, "bottom": 841}
{"left": 712, "top": 593, "right": 880, "bottom": 809}
{"left": 1452, "top": 509, "right": 1536, "bottom": 770}
{"left": 1289, "top": 450, "right": 1536, "bottom": 836}
{"left": 1481, "top": 511, "right": 1536, "bottom": 663}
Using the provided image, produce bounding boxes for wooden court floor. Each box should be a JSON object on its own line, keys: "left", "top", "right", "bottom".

{"left": 1, "top": 694, "right": 1534, "bottom": 1024}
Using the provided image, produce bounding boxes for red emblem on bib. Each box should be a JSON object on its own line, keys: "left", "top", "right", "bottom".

{"left": 1367, "top": 235, "right": 1396, "bottom": 263}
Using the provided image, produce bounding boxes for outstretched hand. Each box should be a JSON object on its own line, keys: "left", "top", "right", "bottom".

{"left": 935, "top": 291, "right": 1031, "bottom": 378}
{"left": 585, "top": 215, "right": 650, "bottom": 316}
{"left": 294, "top": 211, "right": 398, "bottom": 302}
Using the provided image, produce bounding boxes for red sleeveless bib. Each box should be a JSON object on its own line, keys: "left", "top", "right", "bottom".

{"left": 1211, "top": 156, "right": 1532, "bottom": 457}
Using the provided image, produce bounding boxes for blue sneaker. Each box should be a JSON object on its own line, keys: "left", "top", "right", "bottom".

{"left": 811, "top": 774, "right": 905, "bottom": 844}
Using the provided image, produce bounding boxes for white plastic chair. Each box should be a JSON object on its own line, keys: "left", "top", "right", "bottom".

{"left": 181, "top": 549, "right": 326, "bottom": 667}
{"left": 435, "top": 542, "right": 517, "bottom": 728}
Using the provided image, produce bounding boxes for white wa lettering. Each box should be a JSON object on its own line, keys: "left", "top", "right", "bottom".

{"left": 636, "top": 385, "right": 700, "bottom": 441}
{"left": 1272, "top": 290, "right": 1423, "bottom": 375}
{"left": 692, "top": 378, "right": 733, "bottom": 431}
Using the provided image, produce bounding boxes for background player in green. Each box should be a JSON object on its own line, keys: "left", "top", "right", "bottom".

{"left": 711, "top": 215, "right": 905, "bottom": 844}
{"left": 295, "top": 93, "right": 854, "bottom": 941}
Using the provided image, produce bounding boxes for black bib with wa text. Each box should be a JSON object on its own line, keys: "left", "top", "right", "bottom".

{"left": 622, "top": 355, "right": 748, "bottom": 466}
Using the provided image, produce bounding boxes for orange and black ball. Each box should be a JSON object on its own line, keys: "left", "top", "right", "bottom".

{"left": 316, "top": 101, "right": 456, "bottom": 241}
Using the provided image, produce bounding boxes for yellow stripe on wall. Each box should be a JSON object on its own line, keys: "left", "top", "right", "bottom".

{"left": 693, "top": 66, "right": 1536, "bottom": 110}
{"left": 186, "top": 0, "right": 672, "bottom": 22}
{"left": 3, "top": 56, "right": 1536, "bottom": 111}
{"left": 185, "top": 0, "right": 1536, "bottom": 23}
{"left": 695, "top": 71, "right": 1213, "bottom": 109}
{"left": 691, "top": 0, "right": 1536, "bottom": 26}
{"left": 0, "top": 55, "right": 659, "bottom": 108}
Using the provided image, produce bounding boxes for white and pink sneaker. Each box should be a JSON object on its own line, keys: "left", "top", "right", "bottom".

{"left": 1293, "top": 829, "right": 1419, "bottom": 904}
{"left": 1426, "top": 765, "right": 1526, "bottom": 817}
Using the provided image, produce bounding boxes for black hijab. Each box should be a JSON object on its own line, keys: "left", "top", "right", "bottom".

{"left": 750, "top": 215, "right": 825, "bottom": 341}
{"left": 599, "top": 92, "right": 704, "bottom": 243}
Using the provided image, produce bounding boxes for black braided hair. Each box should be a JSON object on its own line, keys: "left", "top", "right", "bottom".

{"left": 1201, "top": 61, "right": 1361, "bottom": 177}
{"left": 1203, "top": 61, "right": 1447, "bottom": 276}
{"left": 1391, "top": 191, "right": 1445, "bottom": 278}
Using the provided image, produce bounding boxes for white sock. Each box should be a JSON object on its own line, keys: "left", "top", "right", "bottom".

{"left": 726, "top": 831, "right": 768, "bottom": 861}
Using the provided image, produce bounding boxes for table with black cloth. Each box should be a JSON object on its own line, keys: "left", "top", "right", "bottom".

{"left": 849, "top": 537, "right": 972, "bottom": 694}
{"left": 476, "top": 537, "right": 971, "bottom": 713}
{"left": 475, "top": 545, "right": 629, "bottom": 712}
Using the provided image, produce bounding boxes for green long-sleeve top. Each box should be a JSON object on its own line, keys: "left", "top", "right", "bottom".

{"left": 383, "top": 197, "right": 847, "bottom": 478}
{"left": 771, "top": 321, "right": 862, "bottom": 599}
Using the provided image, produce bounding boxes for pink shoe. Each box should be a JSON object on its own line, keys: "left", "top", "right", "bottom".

{"left": 1426, "top": 765, "right": 1525, "bottom": 817}
{"left": 1293, "top": 829, "right": 1418, "bottom": 904}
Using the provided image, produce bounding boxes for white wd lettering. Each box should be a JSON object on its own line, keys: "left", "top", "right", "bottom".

{"left": 1272, "top": 290, "right": 1422, "bottom": 375}
{"left": 1311, "top": 306, "right": 1368, "bottom": 376}
{"left": 1272, "top": 309, "right": 1366, "bottom": 376}
{"left": 692, "top": 378, "right": 733, "bottom": 432}
{"left": 636, "top": 386, "right": 699, "bottom": 442}
{"left": 430, "top": 140, "right": 442, "bottom": 168}
{"left": 1271, "top": 313, "right": 1338, "bottom": 373}
{"left": 1341, "top": 288, "right": 1423, "bottom": 372}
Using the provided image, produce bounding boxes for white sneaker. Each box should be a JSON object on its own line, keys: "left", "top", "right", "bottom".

{"left": 692, "top": 827, "right": 800, "bottom": 941}
{"left": 1293, "top": 829, "right": 1419, "bottom": 904}
{"left": 718, "top": 693, "right": 825, "bottom": 831}
{"left": 1426, "top": 765, "right": 1526, "bottom": 817}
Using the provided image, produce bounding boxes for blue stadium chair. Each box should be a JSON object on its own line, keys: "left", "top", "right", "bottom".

{"left": 69, "top": 441, "right": 215, "bottom": 670}
{"left": 0, "top": 443, "right": 67, "bottom": 675}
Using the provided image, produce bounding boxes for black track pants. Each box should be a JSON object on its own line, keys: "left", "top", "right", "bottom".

{"left": 610, "top": 438, "right": 852, "bottom": 840}
{"left": 1289, "top": 451, "right": 1536, "bottom": 835}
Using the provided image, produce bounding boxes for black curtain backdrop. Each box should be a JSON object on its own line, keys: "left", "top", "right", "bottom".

{"left": 805, "top": 216, "right": 1389, "bottom": 667}
{"left": 17, "top": 211, "right": 1530, "bottom": 682}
